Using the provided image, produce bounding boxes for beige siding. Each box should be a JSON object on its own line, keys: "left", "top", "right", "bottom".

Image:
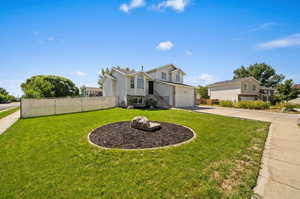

{"left": 209, "top": 84, "right": 241, "bottom": 102}
{"left": 103, "top": 78, "right": 114, "bottom": 97}
{"left": 241, "top": 79, "right": 260, "bottom": 95}
{"left": 154, "top": 82, "right": 173, "bottom": 105}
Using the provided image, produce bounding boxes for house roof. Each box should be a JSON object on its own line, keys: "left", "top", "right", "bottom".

{"left": 146, "top": 64, "right": 186, "bottom": 75}
{"left": 207, "top": 77, "right": 260, "bottom": 87}
{"left": 159, "top": 80, "right": 195, "bottom": 88}
{"left": 112, "top": 67, "right": 136, "bottom": 75}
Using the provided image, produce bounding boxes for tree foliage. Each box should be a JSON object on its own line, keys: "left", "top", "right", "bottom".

{"left": 98, "top": 67, "right": 112, "bottom": 88}
{"left": 233, "top": 63, "right": 284, "bottom": 88}
{"left": 275, "top": 79, "right": 298, "bottom": 102}
{"left": 21, "top": 75, "right": 79, "bottom": 98}
{"left": 0, "top": 87, "right": 16, "bottom": 103}
{"left": 197, "top": 86, "right": 209, "bottom": 99}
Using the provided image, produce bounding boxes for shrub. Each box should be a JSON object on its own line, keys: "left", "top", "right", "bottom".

{"left": 145, "top": 98, "right": 157, "bottom": 108}
{"left": 284, "top": 103, "right": 300, "bottom": 110}
{"left": 235, "top": 100, "right": 270, "bottom": 110}
{"left": 219, "top": 100, "right": 234, "bottom": 107}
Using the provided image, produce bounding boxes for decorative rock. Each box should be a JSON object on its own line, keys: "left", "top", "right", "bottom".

{"left": 127, "top": 105, "right": 134, "bottom": 109}
{"left": 130, "top": 116, "right": 161, "bottom": 131}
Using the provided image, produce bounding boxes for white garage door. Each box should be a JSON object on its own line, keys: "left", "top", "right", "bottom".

{"left": 240, "top": 96, "right": 256, "bottom": 101}
{"left": 175, "top": 87, "right": 194, "bottom": 107}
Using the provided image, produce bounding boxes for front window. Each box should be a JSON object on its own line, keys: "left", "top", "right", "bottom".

{"left": 137, "top": 75, "right": 144, "bottom": 89}
{"left": 161, "top": 72, "right": 167, "bottom": 80}
{"left": 244, "top": 84, "right": 247, "bottom": 91}
{"left": 130, "top": 77, "right": 135, "bottom": 88}
{"left": 176, "top": 72, "right": 180, "bottom": 82}
{"left": 252, "top": 85, "right": 256, "bottom": 91}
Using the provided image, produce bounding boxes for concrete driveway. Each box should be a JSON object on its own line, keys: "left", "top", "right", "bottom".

{"left": 0, "top": 102, "right": 20, "bottom": 112}
{"left": 186, "top": 106, "right": 300, "bottom": 199}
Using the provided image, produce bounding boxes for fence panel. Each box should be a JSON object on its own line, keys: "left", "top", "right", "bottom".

{"left": 21, "top": 96, "right": 117, "bottom": 118}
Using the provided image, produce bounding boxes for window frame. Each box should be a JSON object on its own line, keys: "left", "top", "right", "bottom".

{"left": 161, "top": 72, "right": 167, "bottom": 80}
{"left": 176, "top": 72, "right": 180, "bottom": 82}
{"left": 137, "top": 75, "right": 144, "bottom": 89}
{"left": 130, "top": 77, "right": 135, "bottom": 89}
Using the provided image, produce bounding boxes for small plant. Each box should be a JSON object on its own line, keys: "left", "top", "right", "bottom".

{"left": 235, "top": 100, "right": 270, "bottom": 110}
{"left": 219, "top": 100, "right": 234, "bottom": 107}
{"left": 145, "top": 98, "right": 157, "bottom": 108}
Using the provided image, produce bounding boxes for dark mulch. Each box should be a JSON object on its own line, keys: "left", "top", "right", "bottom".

{"left": 89, "top": 121, "right": 194, "bottom": 149}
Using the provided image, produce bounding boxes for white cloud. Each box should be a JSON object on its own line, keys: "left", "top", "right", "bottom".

{"left": 257, "top": 33, "right": 300, "bottom": 49}
{"left": 185, "top": 73, "right": 215, "bottom": 86}
{"left": 249, "top": 22, "right": 277, "bottom": 32}
{"left": 156, "top": 41, "right": 174, "bottom": 51}
{"left": 156, "top": 0, "right": 190, "bottom": 12}
{"left": 47, "top": 37, "right": 55, "bottom": 41}
{"left": 120, "top": 0, "right": 145, "bottom": 13}
{"left": 71, "top": 71, "right": 88, "bottom": 77}
{"left": 185, "top": 50, "right": 192, "bottom": 56}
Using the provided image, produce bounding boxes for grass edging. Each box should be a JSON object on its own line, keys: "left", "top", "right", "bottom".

{"left": 0, "top": 107, "right": 20, "bottom": 120}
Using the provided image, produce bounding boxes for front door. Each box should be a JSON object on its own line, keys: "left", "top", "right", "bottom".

{"left": 148, "top": 81, "right": 154, "bottom": 95}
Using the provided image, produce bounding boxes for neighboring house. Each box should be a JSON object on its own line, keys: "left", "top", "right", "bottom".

{"left": 208, "top": 77, "right": 274, "bottom": 102}
{"left": 102, "top": 64, "right": 195, "bottom": 107}
{"left": 81, "top": 86, "right": 102, "bottom": 97}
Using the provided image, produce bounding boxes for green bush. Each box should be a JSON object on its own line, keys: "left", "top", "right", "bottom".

{"left": 145, "top": 98, "right": 157, "bottom": 108}
{"left": 219, "top": 100, "right": 234, "bottom": 107}
{"left": 235, "top": 100, "right": 270, "bottom": 110}
{"left": 284, "top": 103, "right": 300, "bottom": 109}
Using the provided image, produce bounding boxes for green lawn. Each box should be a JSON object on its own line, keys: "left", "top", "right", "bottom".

{"left": 0, "top": 106, "right": 19, "bottom": 119}
{"left": 0, "top": 108, "right": 269, "bottom": 199}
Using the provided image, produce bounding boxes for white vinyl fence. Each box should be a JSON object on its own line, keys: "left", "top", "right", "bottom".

{"left": 21, "top": 96, "right": 117, "bottom": 118}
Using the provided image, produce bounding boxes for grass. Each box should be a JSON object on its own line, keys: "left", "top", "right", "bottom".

{"left": 0, "top": 107, "right": 19, "bottom": 119}
{"left": 0, "top": 108, "right": 269, "bottom": 199}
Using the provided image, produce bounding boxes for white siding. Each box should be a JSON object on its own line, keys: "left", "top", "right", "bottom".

{"left": 103, "top": 78, "right": 114, "bottom": 97}
{"left": 112, "top": 71, "right": 127, "bottom": 104}
{"left": 209, "top": 85, "right": 241, "bottom": 102}
{"left": 154, "top": 82, "right": 173, "bottom": 105}
{"left": 175, "top": 87, "right": 194, "bottom": 107}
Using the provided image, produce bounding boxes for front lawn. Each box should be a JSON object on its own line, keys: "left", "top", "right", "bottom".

{"left": 0, "top": 108, "right": 269, "bottom": 199}
{"left": 0, "top": 106, "right": 19, "bottom": 119}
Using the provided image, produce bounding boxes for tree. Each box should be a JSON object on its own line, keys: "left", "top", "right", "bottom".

{"left": 21, "top": 75, "right": 79, "bottom": 98}
{"left": 98, "top": 67, "right": 112, "bottom": 88}
{"left": 0, "top": 87, "right": 17, "bottom": 103}
{"left": 197, "top": 86, "right": 209, "bottom": 99}
{"left": 275, "top": 79, "right": 298, "bottom": 102}
{"left": 0, "top": 87, "right": 9, "bottom": 96}
{"left": 233, "top": 63, "right": 284, "bottom": 88}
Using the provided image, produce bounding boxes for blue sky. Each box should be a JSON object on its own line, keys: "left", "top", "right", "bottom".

{"left": 1, "top": 0, "right": 300, "bottom": 96}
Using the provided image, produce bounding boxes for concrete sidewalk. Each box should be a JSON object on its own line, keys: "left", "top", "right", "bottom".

{"left": 187, "top": 106, "right": 300, "bottom": 199}
{"left": 0, "top": 110, "right": 20, "bottom": 135}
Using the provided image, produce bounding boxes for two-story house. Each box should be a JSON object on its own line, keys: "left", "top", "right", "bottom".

{"left": 102, "top": 64, "right": 195, "bottom": 107}
{"left": 207, "top": 77, "right": 274, "bottom": 102}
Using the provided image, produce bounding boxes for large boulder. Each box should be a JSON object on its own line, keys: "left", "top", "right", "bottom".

{"left": 131, "top": 116, "right": 161, "bottom": 131}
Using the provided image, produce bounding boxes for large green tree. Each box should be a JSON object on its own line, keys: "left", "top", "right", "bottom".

{"left": 197, "top": 86, "right": 209, "bottom": 99}
{"left": 21, "top": 75, "right": 79, "bottom": 98}
{"left": 233, "top": 63, "right": 284, "bottom": 88}
{"left": 275, "top": 79, "right": 298, "bottom": 102}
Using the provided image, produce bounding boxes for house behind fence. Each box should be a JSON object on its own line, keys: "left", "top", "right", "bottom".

{"left": 21, "top": 96, "right": 117, "bottom": 118}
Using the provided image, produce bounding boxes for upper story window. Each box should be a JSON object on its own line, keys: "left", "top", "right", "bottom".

{"left": 130, "top": 77, "right": 135, "bottom": 88}
{"left": 176, "top": 72, "right": 180, "bottom": 82}
{"left": 137, "top": 75, "right": 144, "bottom": 89}
{"left": 252, "top": 85, "right": 256, "bottom": 91}
{"left": 244, "top": 84, "right": 247, "bottom": 91}
{"left": 161, "top": 72, "right": 167, "bottom": 80}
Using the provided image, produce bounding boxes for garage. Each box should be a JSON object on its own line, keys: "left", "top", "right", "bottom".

{"left": 239, "top": 95, "right": 257, "bottom": 101}
{"left": 175, "top": 86, "right": 195, "bottom": 107}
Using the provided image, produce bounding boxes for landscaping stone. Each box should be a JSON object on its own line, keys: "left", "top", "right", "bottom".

{"left": 127, "top": 105, "right": 134, "bottom": 109}
{"left": 130, "top": 116, "right": 161, "bottom": 131}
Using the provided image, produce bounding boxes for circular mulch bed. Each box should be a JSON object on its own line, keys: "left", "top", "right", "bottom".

{"left": 88, "top": 121, "right": 195, "bottom": 149}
